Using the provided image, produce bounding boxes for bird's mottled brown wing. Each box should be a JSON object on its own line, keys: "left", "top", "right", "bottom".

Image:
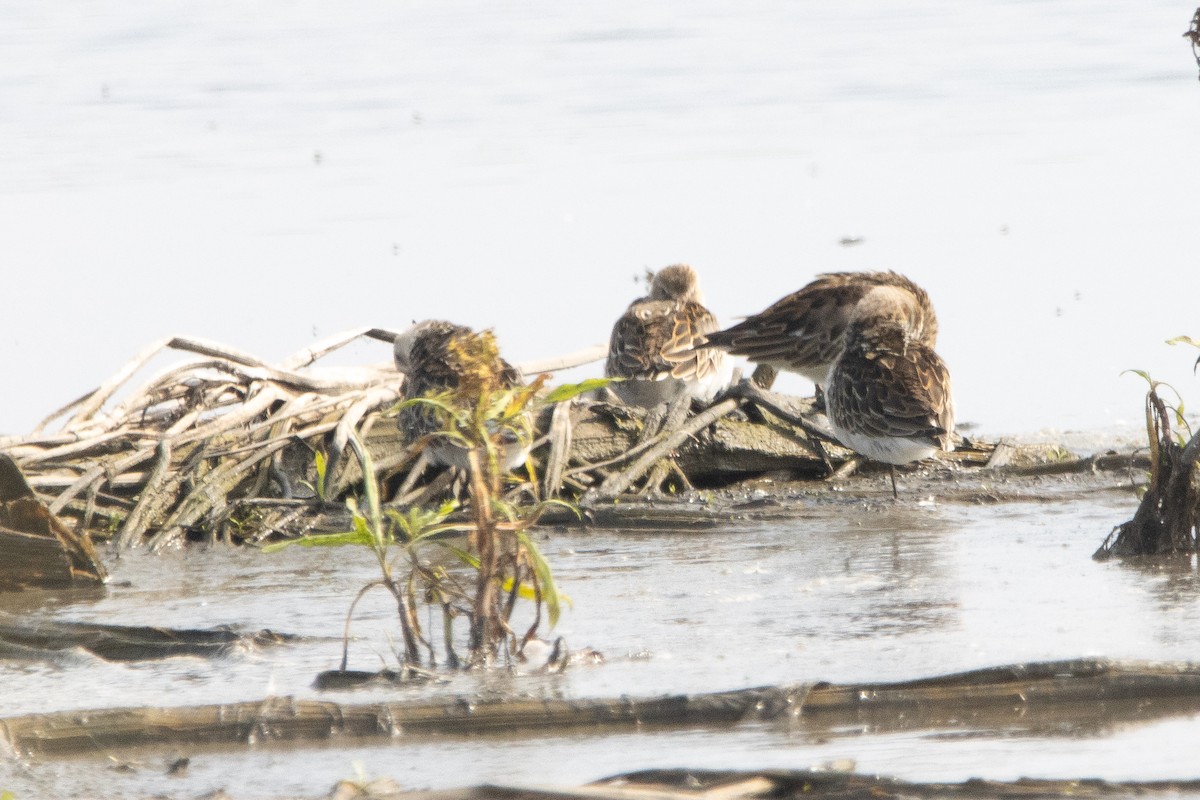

{"left": 701, "top": 271, "right": 938, "bottom": 376}
{"left": 828, "top": 337, "right": 954, "bottom": 448}
{"left": 605, "top": 299, "right": 678, "bottom": 381}
{"left": 701, "top": 274, "right": 871, "bottom": 374}
{"left": 663, "top": 301, "right": 726, "bottom": 381}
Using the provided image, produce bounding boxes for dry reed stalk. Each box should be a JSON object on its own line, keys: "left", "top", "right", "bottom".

{"left": 543, "top": 401, "right": 574, "bottom": 498}
{"left": 114, "top": 439, "right": 175, "bottom": 549}
{"left": 517, "top": 343, "right": 607, "bottom": 376}
{"left": 280, "top": 327, "right": 401, "bottom": 370}
{"left": 1, "top": 329, "right": 428, "bottom": 546}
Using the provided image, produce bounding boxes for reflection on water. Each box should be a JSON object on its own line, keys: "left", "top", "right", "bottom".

{"left": 1124, "top": 556, "right": 1200, "bottom": 615}
{"left": 5, "top": 488, "right": 1200, "bottom": 797}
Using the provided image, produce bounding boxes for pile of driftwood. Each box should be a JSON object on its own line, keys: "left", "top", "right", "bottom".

{"left": 0, "top": 330, "right": 415, "bottom": 553}
{"left": 0, "top": 329, "right": 1099, "bottom": 566}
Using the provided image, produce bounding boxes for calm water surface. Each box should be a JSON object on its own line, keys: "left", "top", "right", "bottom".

{"left": 1, "top": 0, "right": 1199, "bottom": 436}
{"left": 5, "top": 484, "right": 1200, "bottom": 797}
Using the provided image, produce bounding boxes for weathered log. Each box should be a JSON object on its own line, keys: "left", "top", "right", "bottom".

{"left": 0, "top": 455, "right": 105, "bottom": 589}
{"left": 473, "top": 770, "right": 1200, "bottom": 800}
{"left": 3, "top": 658, "right": 1199, "bottom": 758}
{"left": 0, "top": 614, "right": 292, "bottom": 661}
{"left": 544, "top": 398, "right": 831, "bottom": 486}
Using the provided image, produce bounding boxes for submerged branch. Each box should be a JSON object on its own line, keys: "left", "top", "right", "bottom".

{"left": 3, "top": 658, "right": 1198, "bottom": 757}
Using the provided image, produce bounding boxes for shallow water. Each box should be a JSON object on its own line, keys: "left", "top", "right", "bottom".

{"left": 7, "top": 482, "right": 1200, "bottom": 797}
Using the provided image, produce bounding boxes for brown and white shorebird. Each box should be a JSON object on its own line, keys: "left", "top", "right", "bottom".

{"left": 823, "top": 284, "right": 955, "bottom": 496}
{"left": 606, "top": 264, "right": 735, "bottom": 407}
{"left": 699, "top": 271, "right": 938, "bottom": 393}
{"left": 393, "top": 319, "right": 530, "bottom": 472}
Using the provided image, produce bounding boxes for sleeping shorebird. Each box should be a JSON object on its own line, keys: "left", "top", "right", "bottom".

{"left": 393, "top": 320, "right": 530, "bottom": 472}
{"left": 823, "top": 284, "right": 955, "bottom": 497}
{"left": 699, "top": 271, "right": 938, "bottom": 393}
{"left": 606, "top": 264, "right": 735, "bottom": 407}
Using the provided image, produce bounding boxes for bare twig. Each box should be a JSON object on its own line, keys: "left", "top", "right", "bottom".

{"left": 592, "top": 397, "right": 741, "bottom": 498}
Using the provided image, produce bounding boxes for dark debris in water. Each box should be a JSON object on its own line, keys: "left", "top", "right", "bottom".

{"left": 0, "top": 613, "right": 295, "bottom": 662}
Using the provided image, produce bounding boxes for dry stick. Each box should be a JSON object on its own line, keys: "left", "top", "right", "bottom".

{"left": 161, "top": 359, "right": 373, "bottom": 396}
{"left": 561, "top": 433, "right": 667, "bottom": 479}
{"left": 147, "top": 437, "right": 302, "bottom": 552}
{"left": 332, "top": 439, "right": 422, "bottom": 499}
{"left": 62, "top": 336, "right": 370, "bottom": 436}
{"left": 245, "top": 505, "right": 310, "bottom": 546}
{"left": 102, "top": 365, "right": 243, "bottom": 431}
{"left": 542, "top": 401, "right": 573, "bottom": 498}
{"left": 0, "top": 432, "right": 93, "bottom": 452}
{"left": 8, "top": 431, "right": 133, "bottom": 466}
{"left": 200, "top": 393, "right": 341, "bottom": 459}
{"left": 728, "top": 380, "right": 840, "bottom": 474}
{"left": 61, "top": 337, "right": 208, "bottom": 431}
{"left": 170, "top": 385, "right": 288, "bottom": 448}
{"left": 114, "top": 439, "right": 175, "bottom": 549}
{"left": 29, "top": 388, "right": 99, "bottom": 437}
{"left": 326, "top": 385, "right": 402, "bottom": 490}
{"left": 48, "top": 446, "right": 159, "bottom": 515}
{"left": 730, "top": 381, "right": 837, "bottom": 445}
{"left": 137, "top": 385, "right": 312, "bottom": 546}
{"left": 161, "top": 415, "right": 341, "bottom": 534}
{"left": 40, "top": 330, "right": 382, "bottom": 439}
{"left": 395, "top": 468, "right": 459, "bottom": 510}
{"left": 392, "top": 451, "right": 432, "bottom": 501}
{"left": 81, "top": 481, "right": 100, "bottom": 536}
{"left": 594, "top": 397, "right": 742, "bottom": 498}
{"left": 516, "top": 344, "right": 607, "bottom": 376}
{"left": 280, "top": 327, "right": 402, "bottom": 371}
{"left": 51, "top": 401, "right": 207, "bottom": 530}
{"left": 39, "top": 370, "right": 214, "bottom": 447}
{"left": 26, "top": 472, "right": 148, "bottom": 491}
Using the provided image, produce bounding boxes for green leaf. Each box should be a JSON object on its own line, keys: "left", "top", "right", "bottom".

{"left": 1121, "top": 369, "right": 1156, "bottom": 389}
{"left": 517, "top": 531, "right": 565, "bottom": 627}
{"left": 535, "top": 498, "right": 582, "bottom": 520}
{"left": 312, "top": 449, "right": 329, "bottom": 501}
{"left": 262, "top": 529, "right": 375, "bottom": 552}
{"left": 1166, "top": 335, "right": 1200, "bottom": 349}
{"left": 543, "top": 378, "right": 618, "bottom": 404}
{"left": 437, "top": 543, "right": 480, "bottom": 570}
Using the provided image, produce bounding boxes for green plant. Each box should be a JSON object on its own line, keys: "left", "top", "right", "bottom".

{"left": 295, "top": 449, "right": 330, "bottom": 503}
{"left": 1096, "top": 337, "right": 1200, "bottom": 558}
{"left": 268, "top": 332, "right": 588, "bottom": 669}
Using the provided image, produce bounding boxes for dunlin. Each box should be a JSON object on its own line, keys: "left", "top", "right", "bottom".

{"left": 606, "top": 264, "right": 734, "bottom": 407}
{"left": 393, "top": 320, "right": 529, "bottom": 472}
{"left": 700, "top": 271, "right": 937, "bottom": 390}
{"left": 823, "top": 285, "right": 955, "bottom": 495}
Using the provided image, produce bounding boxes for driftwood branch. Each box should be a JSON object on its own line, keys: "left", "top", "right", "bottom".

{"left": 593, "top": 398, "right": 742, "bottom": 498}
{"left": 2, "top": 659, "right": 1197, "bottom": 758}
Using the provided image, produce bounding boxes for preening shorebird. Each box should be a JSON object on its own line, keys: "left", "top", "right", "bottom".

{"left": 606, "top": 263, "right": 735, "bottom": 407}
{"left": 393, "top": 320, "right": 530, "bottom": 472}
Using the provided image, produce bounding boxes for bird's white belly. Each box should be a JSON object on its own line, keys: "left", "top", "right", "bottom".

{"left": 831, "top": 429, "right": 938, "bottom": 465}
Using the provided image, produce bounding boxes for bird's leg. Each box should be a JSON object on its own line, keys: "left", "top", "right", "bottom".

{"left": 812, "top": 384, "right": 827, "bottom": 414}
{"left": 890, "top": 465, "right": 899, "bottom": 500}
